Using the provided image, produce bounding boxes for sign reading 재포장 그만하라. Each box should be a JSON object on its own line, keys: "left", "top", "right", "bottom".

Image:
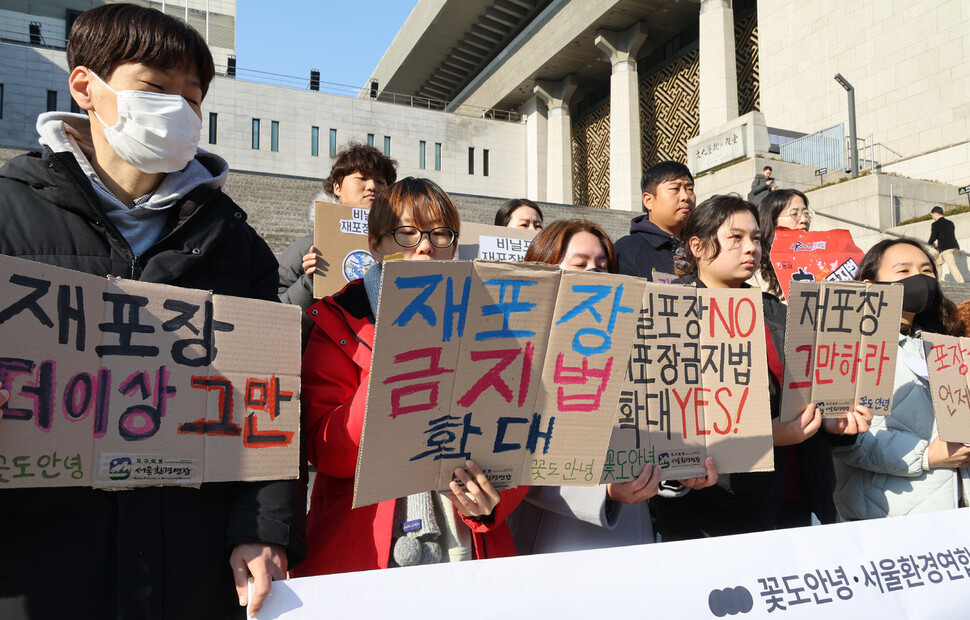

{"left": 456, "top": 222, "right": 537, "bottom": 262}
{"left": 922, "top": 332, "right": 970, "bottom": 443}
{"left": 353, "top": 260, "right": 643, "bottom": 508}
{"left": 602, "top": 283, "right": 775, "bottom": 483}
{"left": 780, "top": 281, "right": 902, "bottom": 422}
{"left": 0, "top": 254, "right": 301, "bottom": 489}
{"left": 313, "top": 202, "right": 374, "bottom": 299}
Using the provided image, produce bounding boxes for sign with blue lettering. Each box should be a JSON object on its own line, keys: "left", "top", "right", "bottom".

{"left": 353, "top": 260, "right": 644, "bottom": 507}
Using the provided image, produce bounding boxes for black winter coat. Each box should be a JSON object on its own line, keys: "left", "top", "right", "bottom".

{"left": 0, "top": 149, "right": 306, "bottom": 620}
{"left": 615, "top": 215, "right": 681, "bottom": 279}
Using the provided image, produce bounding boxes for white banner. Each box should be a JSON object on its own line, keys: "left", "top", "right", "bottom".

{"left": 256, "top": 509, "right": 970, "bottom": 619}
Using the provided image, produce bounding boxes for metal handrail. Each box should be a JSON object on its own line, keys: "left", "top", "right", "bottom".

{"left": 0, "top": 36, "right": 523, "bottom": 123}
{"left": 811, "top": 210, "right": 970, "bottom": 258}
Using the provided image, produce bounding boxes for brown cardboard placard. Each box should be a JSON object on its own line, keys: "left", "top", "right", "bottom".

{"left": 353, "top": 260, "right": 642, "bottom": 507}
{"left": 603, "top": 283, "right": 775, "bottom": 483}
{"left": 922, "top": 333, "right": 970, "bottom": 443}
{"left": 456, "top": 222, "right": 537, "bottom": 262}
{"left": 780, "top": 281, "right": 902, "bottom": 422}
{"left": 0, "top": 254, "right": 301, "bottom": 489}
{"left": 312, "top": 201, "right": 374, "bottom": 299}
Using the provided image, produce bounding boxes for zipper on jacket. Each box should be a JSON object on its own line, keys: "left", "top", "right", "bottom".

{"left": 49, "top": 153, "right": 138, "bottom": 277}
{"left": 50, "top": 152, "right": 222, "bottom": 280}
{"left": 135, "top": 188, "right": 222, "bottom": 277}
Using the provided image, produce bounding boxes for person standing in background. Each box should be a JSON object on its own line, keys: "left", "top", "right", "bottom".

{"left": 928, "top": 205, "right": 966, "bottom": 283}
{"left": 749, "top": 165, "right": 776, "bottom": 205}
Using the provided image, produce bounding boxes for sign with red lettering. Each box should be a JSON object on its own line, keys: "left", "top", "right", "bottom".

{"left": 353, "top": 260, "right": 644, "bottom": 507}
{"left": 922, "top": 332, "right": 970, "bottom": 443}
{"left": 603, "top": 283, "right": 774, "bottom": 482}
{"left": 0, "top": 255, "right": 301, "bottom": 488}
{"left": 780, "top": 281, "right": 902, "bottom": 422}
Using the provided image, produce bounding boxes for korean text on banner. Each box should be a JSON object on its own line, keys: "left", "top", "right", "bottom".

{"left": 313, "top": 202, "right": 373, "bottom": 299}
{"left": 456, "top": 222, "right": 537, "bottom": 262}
{"left": 0, "top": 254, "right": 301, "bottom": 489}
{"left": 780, "top": 281, "right": 902, "bottom": 422}
{"left": 603, "top": 283, "right": 774, "bottom": 482}
{"left": 353, "top": 260, "right": 643, "bottom": 507}
{"left": 922, "top": 332, "right": 970, "bottom": 443}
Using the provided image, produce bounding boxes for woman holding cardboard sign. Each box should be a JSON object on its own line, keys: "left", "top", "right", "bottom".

{"left": 650, "top": 195, "right": 872, "bottom": 540}
{"left": 833, "top": 239, "right": 970, "bottom": 519}
{"left": 508, "top": 220, "right": 717, "bottom": 555}
{"left": 294, "top": 177, "right": 527, "bottom": 577}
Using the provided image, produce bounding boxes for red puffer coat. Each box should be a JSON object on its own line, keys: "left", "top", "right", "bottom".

{"left": 292, "top": 279, "right": 526, "bottom": 577}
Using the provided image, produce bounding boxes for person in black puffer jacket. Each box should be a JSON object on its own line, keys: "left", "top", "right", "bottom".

{"left": 0, "top": 5, "right": 304, "bottom": 619}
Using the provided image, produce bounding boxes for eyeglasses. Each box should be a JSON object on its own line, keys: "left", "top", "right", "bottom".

{"left": 782, "top": 209, "right": 812, "bottom": 220}
{"left": 386, "top": 226, "right": 458, "bottom": 248}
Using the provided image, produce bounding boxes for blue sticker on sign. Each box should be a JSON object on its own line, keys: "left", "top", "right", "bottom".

{"left": 402, "top": 519, "right": 422, "bottom": 533}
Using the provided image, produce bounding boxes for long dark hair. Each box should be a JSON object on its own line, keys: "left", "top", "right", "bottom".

{"left": 757, "top": 189, "right": 809, "bottom": 298}
{"left": 856, "top": 238, "right": 962, "bottom": 336}
{"left": 679, "top": 194, "right": 760, "bottom": 280}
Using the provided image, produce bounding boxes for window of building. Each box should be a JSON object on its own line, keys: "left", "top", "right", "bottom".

{"left": 252, "top": 118, "right": 260, "bottom": 149}
{"left": 383, "top": 136, "right": 391, "bottom": 156}
{"left": 311, "top": 126, "right": 319, "bottom": 157}
{"left": 29, "top": 23, "right": 41, "bottom": 46}
{"left": 46, "top": 90, "right": 57, "bottom": 112}
{"left": 271, "top": 121, "right": 280, "bottom": 152}
{"left": 483, "top": 149, "right": 489, "bottom": 177}
{"left": 435, "top": 142, "right": 441, "bottom": 171}
{"left": 329, "top": 128, "right": 337, "bottom": 157}
{"left": 367, "top": 133, "right": 375, "bottom": 147}
{"left": 208, "top": 112, "right": 217, "bottom": 145}
{"left": 468, "top": 147, "right": 474, "bottom": 175}
{"left": 419, "top": 140, "right": 426, "bottom": 170}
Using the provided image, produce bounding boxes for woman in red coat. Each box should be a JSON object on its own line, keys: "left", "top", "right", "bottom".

{"left": 293, "top": 178, "right": 526, "bottom": 577}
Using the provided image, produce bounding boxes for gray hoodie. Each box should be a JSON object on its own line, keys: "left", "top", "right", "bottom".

{"left": 35, "top": 111, "right": 229, "bottom": 256}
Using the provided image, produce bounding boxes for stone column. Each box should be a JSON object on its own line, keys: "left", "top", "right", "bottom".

{"left": 534, "top": 75, "right": 578, "bottom": 204}
{"left": 595, "top": 22, "right": 648, "bottom": 211}
{"left": 521, "top": 95, "right": 547, "bottom": 202}
{"left": 698, "top": 0, "right": 739, "bottom": 133}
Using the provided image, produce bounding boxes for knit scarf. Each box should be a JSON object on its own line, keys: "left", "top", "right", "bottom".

{"left": 363, "top": 262, "right": 443, "bottom": 567}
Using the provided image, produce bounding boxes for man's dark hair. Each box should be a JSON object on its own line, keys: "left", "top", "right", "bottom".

{"left": 763, "top": 165, "right": 773, "bottom": 172}
{"left": 68, "top": 3, "right": 215, "bottom": 97}
{"left": 931, "top": 206, "right": 944, "bottom": 215}
{"left": 641, "top": 161, "right": 694, "bottom": 194}
{"left": 323, "top": 142, "right": 398, "bottom": 197}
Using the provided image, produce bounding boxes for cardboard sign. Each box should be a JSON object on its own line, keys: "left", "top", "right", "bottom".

{"left": 456, "top": 222, "right": 537, "bottom": 262}
{"left": 255, "top": 509, "right": 970, "bottom": 620}
{"left": 770, "top": 228, "right": 865, "bottom": 300}
{"left": 312, "top": 202, "right": 374, "bottom": 299}
{"left": 0, "top": 255, "right": 301, "bottom": 489}
{"left": 353, "top": 260, "right": 643, "bottom": 507}
{"left": 922, "top": 333, "right": 970, "bottom": 443}
{"left": 780, "top": 281, "right": 902, "bottom": 422}
{"left": 651, "top": 271, "right": 677, "bottom": 284}
{"left": 603, "top": 283, "right": 774, "bottom": 482}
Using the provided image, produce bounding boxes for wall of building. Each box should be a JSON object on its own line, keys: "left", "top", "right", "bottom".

{"left": 758, "top": 0, "right": 970, "bottom": 186}
{"left": 0, "top": 42, "right": 529, "bottom": 201}
{"left": 201, "top": 76, "right": 528, "bottom": 199}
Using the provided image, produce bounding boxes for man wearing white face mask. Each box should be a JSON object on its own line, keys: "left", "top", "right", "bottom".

{"left": 0, "top": 4, "right": 304, "bottom": 620}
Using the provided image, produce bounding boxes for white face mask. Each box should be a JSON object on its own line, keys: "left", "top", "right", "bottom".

{"left": 90, "top": 71, "right": 202, "bottom": 174}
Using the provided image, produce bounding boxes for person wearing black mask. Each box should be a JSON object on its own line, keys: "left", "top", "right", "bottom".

{"left": 832, "top": 239, "right": 970, "bottom": 520}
